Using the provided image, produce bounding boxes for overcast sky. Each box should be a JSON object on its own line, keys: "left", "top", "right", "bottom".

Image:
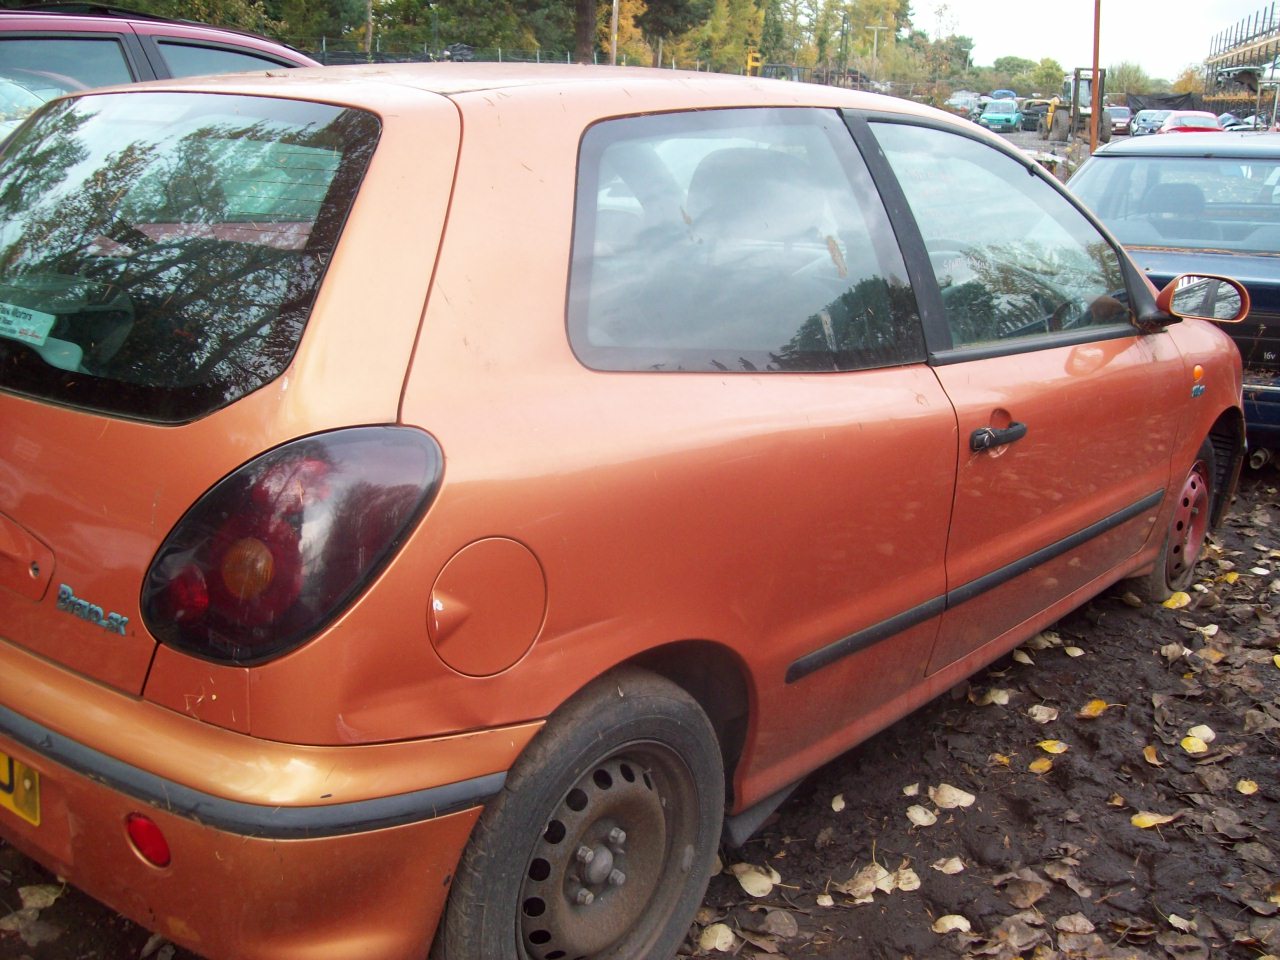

{"left": 913, "top": 0, "right": 1259, "bottom": 81}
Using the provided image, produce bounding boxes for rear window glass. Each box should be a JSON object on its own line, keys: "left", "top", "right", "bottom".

{"left": 0, "top": 92, "right": 378, "bottom": 421}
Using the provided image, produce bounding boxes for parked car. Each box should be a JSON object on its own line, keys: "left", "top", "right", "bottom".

{"left": 1131, "top": 109, "right": 1171, "bottom": 136}
{"left": 1157, "top": 110, "right": 1223, "bottom": 133}
{"left": 0, "top": 6, "right": 316, "bottom": 109}
{"left": 978, "top": 97, "right": 1022, "bottom": 132}
{"left": 1021, "top": 97, "right": 1051, "bottom": 131}
{"left": 1106, "top": 104, "right": 1132, "bottom": 134}
{"left": 1070, "top": 131, "right": 1280, "bottom": 456}
{"left": 0, "top": 64, "right": 1247, "bottom": 960}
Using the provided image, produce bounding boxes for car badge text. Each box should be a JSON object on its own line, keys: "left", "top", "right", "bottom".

{"left": 56, "top": 584, "right": 128, "bottom": 635}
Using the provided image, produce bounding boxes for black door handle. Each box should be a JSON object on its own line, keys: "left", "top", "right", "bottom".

{"left": 970, "top": 422, "right": 1028, "bottom": 452}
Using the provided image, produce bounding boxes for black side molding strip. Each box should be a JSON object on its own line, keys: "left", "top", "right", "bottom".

{"left": 0, "top": 704, "right": 505, "bottom": 839}
{"left": 786, "top": 596, "right": 946, "bottom": 684}
{"left": 785, "top": 490, "right": 1165, "bottom": 684}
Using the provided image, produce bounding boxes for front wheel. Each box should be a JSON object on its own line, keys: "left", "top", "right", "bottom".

{"left": 433, "top": 668, "right": 725, "bottom": 960}
{"left": 1134, "top": 440, "right": 1215, "bottom": 600}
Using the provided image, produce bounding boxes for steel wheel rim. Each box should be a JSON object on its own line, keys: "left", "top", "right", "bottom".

{"left": 517, "top": 743, "right": 698, "bottom": 960}
{"left": 1167, "top": 459, "right": 1210, "bottom": 586}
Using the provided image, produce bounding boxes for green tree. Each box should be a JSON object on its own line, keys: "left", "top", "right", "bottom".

{"left": 1172, "top": 64, "right": 1206, "bottom": 94}
{"left": 1029, "top": 57, "right": 1066, "bottom": 96}
{"left": 992, "top": 55, "right": 1034, "bottom": 76}
{"left": 637, "top": 0, "right": 714, "bottom": 65}
{"left": 1107, "top": 61, "right": 1152, "bottom": 98}
{"left": 761, "top": 0, "right": 786, "bottom": 62}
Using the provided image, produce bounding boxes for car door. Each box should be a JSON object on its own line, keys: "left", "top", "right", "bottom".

{"left": 859, "top": 117, "right": 1188, "bottom": 674}
{"left": 0, "top": 22, "right": 152, "bottom": 96}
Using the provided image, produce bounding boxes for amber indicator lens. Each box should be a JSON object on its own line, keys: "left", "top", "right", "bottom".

{"left": 142, "top": 427, "right": 443, "bottom": 665}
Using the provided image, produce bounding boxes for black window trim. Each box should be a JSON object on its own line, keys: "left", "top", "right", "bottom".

{"left": 844, "top": 109, "right": 1155, "bottom": 364}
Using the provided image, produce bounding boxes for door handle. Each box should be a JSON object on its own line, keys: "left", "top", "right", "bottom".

{"left": 970, "top": 422, "right": 1028, "bottom": 452}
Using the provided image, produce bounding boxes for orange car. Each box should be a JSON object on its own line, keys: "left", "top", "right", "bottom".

{"left": 0, "top": 64, "right": 1247, "bottom": 960}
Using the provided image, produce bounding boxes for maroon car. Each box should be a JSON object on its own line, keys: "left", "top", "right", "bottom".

{"left": 0, "top": 5, "right": 316, "bottom": 109}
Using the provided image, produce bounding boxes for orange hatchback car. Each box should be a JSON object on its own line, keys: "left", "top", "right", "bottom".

{"left": 0, "top": 65, "right": 1249, "bottom": 959}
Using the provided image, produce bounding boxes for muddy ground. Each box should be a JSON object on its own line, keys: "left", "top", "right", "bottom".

{"left": 1, "top": 466, "right": 1277, "bottom": 960}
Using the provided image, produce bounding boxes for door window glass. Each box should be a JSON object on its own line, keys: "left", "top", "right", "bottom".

{"left": 569, "top": 107, "right": 923, "bottom": 372}
{"left": 0, "top": 37, "right": 134, "bottom": 96}
{"left": 872, "top": 122, "right": 1128, "bottom": 348}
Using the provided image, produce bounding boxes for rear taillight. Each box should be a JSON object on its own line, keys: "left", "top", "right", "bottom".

{"left": 142, "top": 427, "right": 443, "bottom": 665}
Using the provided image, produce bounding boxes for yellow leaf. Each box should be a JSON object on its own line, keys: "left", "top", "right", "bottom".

{"left": 1107, "top": 793, "right": 1125, "bottom": 806}
{"left": 1195, "top": 646, "right": 1225, "bottom": 664}
{"left": 1219, "top": 571, "right": 1240, "bottom": 584}
{"left": 1077, "top": 699, "right": 1112, "bottom": 719}
{"left": 989, "top": 753, "right": 1011, "bottom": 767}
{"left": 1029, "top": 757, "right": 1053, "bottom": 774}
{"left": 1273, "top": 654, "right": 1280, "bottom": 670}
{"left": 1131, "top": 811, "right": 1179, "bottom": 828}
{"left": 1237, "top": 779, "right": 1259, "bottom": 795}
{"left": 1162, "top": 591, "right": 1192, "bottom": 609}
{"left": 1038, "top": 739, "right": 1069, "bottom": 754}
{"left": 1180, "top": 735, "right": 1209, "bottom": 755}
{"left": 1142, "top": 745, "right": 1164, "bottom": 767}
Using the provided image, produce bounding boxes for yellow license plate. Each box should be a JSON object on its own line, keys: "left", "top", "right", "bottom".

{"left": 0, "top": 751, "right": 40, "bottom": 826}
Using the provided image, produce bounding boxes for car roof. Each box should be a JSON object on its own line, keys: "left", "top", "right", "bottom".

{"left": 1092, "top": 130, "right": 1280, "bottom": 157}
{"left": 73, "top": 61, "right": 964, "bottom": 119}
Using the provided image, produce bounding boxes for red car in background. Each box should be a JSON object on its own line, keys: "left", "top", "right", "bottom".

{"left": 1157, "top": 110, "right": 1223, "bottom": 133}
{"left": 0, "top": 5, "right": 316, "bottom": 132}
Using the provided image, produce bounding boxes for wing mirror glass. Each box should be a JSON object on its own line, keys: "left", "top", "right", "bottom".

{"left": 1155, "top": 274, "right": 1249, "bottom": 323}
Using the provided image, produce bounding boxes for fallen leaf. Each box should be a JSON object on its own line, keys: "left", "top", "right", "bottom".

{"left": 1163, "top": 591, "right": 1192, "bottom": 609}
{"left": 1195, "top": 646, "right": 1226, "bottom": 664}
{"left": 1196, "top": 623, "right": 1220, "bottom": 638}
{"left": 1238, "top": 779, "right": 1259, "bottom": 795}
{"left": 17, "top": 885, "right": 62, "bottom": 911}
{"left": 760, "top": 908, "right": 798, "bottom": 938}
{"left": 1027, "top": 705, "right": 1058, "bottom": 723}
{"left": 1077, "top": 698, "right": 1113, "bottom": 718}
{"left": 1143, "top": 745, "right": 1165, "bottom": 766}
{"left": 902, "top": 783, "right": 919, "bottom": 797}
{"left": 1161, "top": 641, "right": 1191, "bottom": 661}
{"left": 997, "top": 868, "right": 1051, "bottom": 908}
{"left": 989, "top": 753, "right": 1011, "bottom": 766}
{"left": 1131, "top": 811, "right": 1180, "bottom": 828}
{"left": 1187, "top": 724, "right": 1216, "bottom": 743}
{"left": 1038, "top": 739, "right": 1069, "bottom": 754}
{"left": 699, "top": 922, "right": 737, "bottom": 952}
{"left": 815, "top": 893, "right": 834, "bottom": 907}
{"left": 907, "top": 805, "right": 938, "bottom": 827}
{"left": 1064, "top": 646, "right": 1085, "bottom": 657}
{"left": 1273, "top": 654, "right": 1279, "bottom": 670}
{"left": 1056, "top": 913, "right": 1096, "bottom": 934}
{"left": 895, "top": 866, "right": 921, "bottom": 891}
{"left": 1107, "top": 793, "right": 1125, "bottom": 807}
{"left": 975, "top": 687, "right": 1012, "bottom": 706}
{"left": 831, "top": 793, "right": 845, "bottom": 813}
{"left": 1220, "top": 571, "right": 1240, "bottom": 584}
{"left": 1181, "top": 735, "right": 1210, "bottom": 755}
{"left": 1250, "top": 567, "right": 1271, "bottom": 575}
{"left": 1168, "top": 914, "right": 1197, "bottom": 933}
{"left": 932, "top": 857, "right": 965, "bottom": 874}
{"left": 1121, "top": 591, "right": 1144, "bottom": 607}
{"left": 928, "top": 783, "right": 976, "bottom": 809}
{"left": 1029, "top": 757, "right": 1053, "bottom": 774}
{"left": 731, "top": 863, "right": 776, "bottom": 898}
{"left": 1012, "top": 649, "right": 1035, "bottom": 665}
{"left": 932, "top": 914, "right": 972, "bottom": 934}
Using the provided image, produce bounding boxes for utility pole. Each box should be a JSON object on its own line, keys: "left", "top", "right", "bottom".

{"left": 610, "top": 0, "right": 619, "bottom": 65}
{"left": 866, "top": 23, "right": 890, "bottom": 82}
{"left": 1090, "top": 0, "right": 1101, "bottom": 152}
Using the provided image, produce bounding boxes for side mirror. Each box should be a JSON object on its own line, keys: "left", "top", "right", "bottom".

{"left": 1154, "top": 274, "right": 1249, "bottom": 323}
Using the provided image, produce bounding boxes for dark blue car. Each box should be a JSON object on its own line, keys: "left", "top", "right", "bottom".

{"left": 1070, "top": 132, "right": 1280, "bottom": 459}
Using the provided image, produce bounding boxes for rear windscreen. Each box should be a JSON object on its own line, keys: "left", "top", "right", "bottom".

{"left": 0, "top": 92, "right": 379, "bottom": 422}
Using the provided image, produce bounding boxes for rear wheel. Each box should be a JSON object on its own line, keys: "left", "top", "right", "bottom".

{"left": 433, "top": 668, "right": 724, "bottom": 960}
{"left": 1134, "top": 440, "right": 1215, "bottom": 600}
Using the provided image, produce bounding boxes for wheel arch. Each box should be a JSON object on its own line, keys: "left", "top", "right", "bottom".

{"left": 622, "top": 640, "right": 755, "bottom": 808}
{"left": 1206, "top": 407, "right": 1245, "bottom": 527}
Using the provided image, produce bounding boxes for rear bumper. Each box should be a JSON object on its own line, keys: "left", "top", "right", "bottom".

{"left": 0, "top": 639, "right": 541, "bottom": 959}
{"left": 1243, "top": 371, "right": 1280, "bottom": 445}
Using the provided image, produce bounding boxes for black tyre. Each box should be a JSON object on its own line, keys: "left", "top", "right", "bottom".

{"left": 1134, "top": 439, "right": 1215, "bottom": 600}
{"left": 433, "top": 668, "right": 724, "bottom": 960}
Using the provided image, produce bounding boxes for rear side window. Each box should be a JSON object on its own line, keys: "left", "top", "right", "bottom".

{"left": 568, "top": 107, "right": 923, "bottom": 373}
{"left": 155, "top": 41, "right": 295, "bottom": 77}
{"left": 0, "top": 92, "right": 378, "bottom": 422}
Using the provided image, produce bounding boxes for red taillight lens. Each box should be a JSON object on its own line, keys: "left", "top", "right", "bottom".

{"left": 142, "top": 427, "right": 443, "bottom": 665}
{"left": 126, "top": 813, "right": 171, "bottom": 867}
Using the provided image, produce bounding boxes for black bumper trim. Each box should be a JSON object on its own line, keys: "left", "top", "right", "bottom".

{"left": 0, "top": 704, "right": 505, "bottom": 839}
